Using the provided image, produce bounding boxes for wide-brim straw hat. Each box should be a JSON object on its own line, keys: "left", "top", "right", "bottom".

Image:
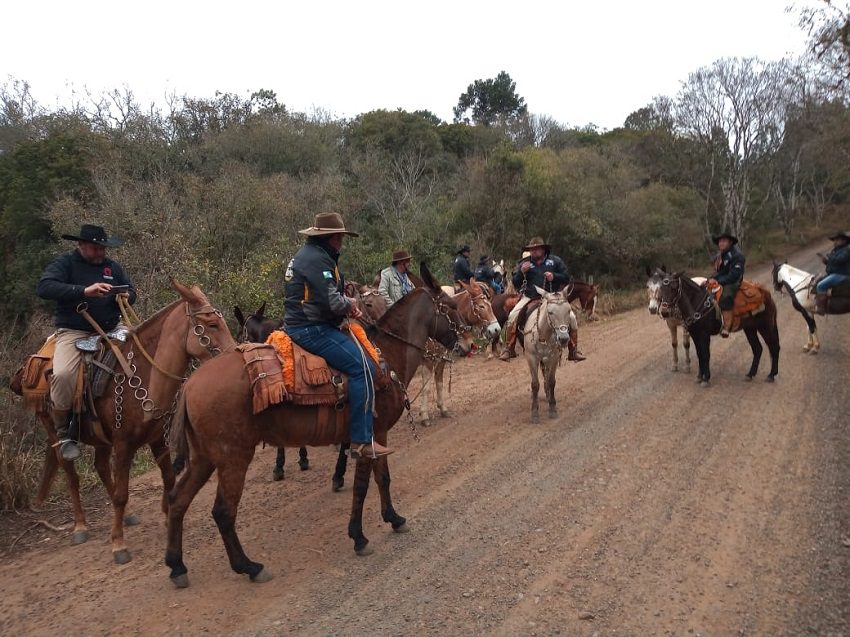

{"left": 61, "top": 224, "right": 123, "bottom": 247}
{"left": 298, "top": 212, "right": 359, "bottom": 237}
{"left": 391, "top": 249, "right": 412, "bottom": 263}
{"left": 522, "top": 236, "right": 550, "bottom": 251}
{"left": 712, "top": 232, "right": 739, "bottom": 245}
{"left": 828, "top": 230, "right": 850, "bottom": 242}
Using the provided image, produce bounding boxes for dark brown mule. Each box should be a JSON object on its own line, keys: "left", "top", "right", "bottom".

{"left": 165, "top": 264, "right": 474, "bottom": 587}
{"left": 234, "top": 284, "right": 386, "bottom": 485}
{"left": 655, "top": 269, "right": 780, "bottom": 386}
{"left": 22, "top": 280, "right": 235, "bottom": 562}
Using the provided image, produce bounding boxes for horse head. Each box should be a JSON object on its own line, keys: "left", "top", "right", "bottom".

{"left": 234, "top": 302, "right": 283, "bottom": 344}
{"left": 355, "top": 283, "right": 388, "bottom": 322}
{"left": 170, "top": 279, "right": 237, "bottom": 359}
{"left": 420, "top": 262, "right": 475, "bottom": 354}
{"left": 645, "top": 266, "right": 666, "bottom": 316}
{"left": 456, "top": 278, "right": 501, "bottom": 340}
{"left": 771, "top": 260, "right": 784, "bottom": 293}
{"left": 534, "top": 286, "right": 574, "bottom": 347}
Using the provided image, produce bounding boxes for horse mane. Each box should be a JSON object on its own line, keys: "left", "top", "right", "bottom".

{"left": 131, "top": 299, "right": 184, "bottom": 350}
{"left": 780, "top": 263, "right": 812, "bottom": 278}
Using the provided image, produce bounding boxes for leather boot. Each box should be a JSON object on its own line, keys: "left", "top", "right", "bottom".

{"left": 814, "top": 293, "right": 829, "bottom": 315}
{"left": 52, "top": 409, "right": 80, "bottom": 461}
{"left": 720, "top": 310, "right": 734, "bottom": 337}
{"left": 499, "top": 322, "right": 518, "bottom": 361}
{"left": 567, "top": 330, "right": 586, "bottom": 362}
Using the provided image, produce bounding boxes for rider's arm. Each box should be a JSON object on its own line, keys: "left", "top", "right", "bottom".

{"left": 37, "top": 254, "right": 85, "bottom": 302}
{"left": 551, "top": 257, "right": 570, "bottom": 288}
{"left": 108, "top": 260, "right": 137, "bottom": 305}
{"left": 377, "top": 268, "right": 395, "bottom": 308}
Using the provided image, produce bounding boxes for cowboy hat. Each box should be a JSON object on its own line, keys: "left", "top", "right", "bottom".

{"left": 828, "top": 230, "right": 850, "bottom": 242}
{"left": 712, "top": 232, "right": 738, "bottom": 245}
{"left": 61, "top": 224, "right": 124, "bottom": 247}
{"left": 298, "top": 212, "right": 359, "bottom": 237}
{"left": 523, "top": 236, "right": 550, "bottom": 251}
{"left": 456, "top": 245, "right": 471, "bottom": 254}
{"left": 391, "top": 249, "right": 412, "bottom": 263}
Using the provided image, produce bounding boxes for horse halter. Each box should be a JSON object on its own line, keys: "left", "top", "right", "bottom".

{"left": 186, "top": 302, "right": 231, "bottom": 356}
{"left": 538, "top": 295, "right": 571, "bottom": 343}
{"left": 379, "top": 292, "right": 469, "bottom": 352}
{"left": 659, "top": 276, "right": 713, "bottom": 327}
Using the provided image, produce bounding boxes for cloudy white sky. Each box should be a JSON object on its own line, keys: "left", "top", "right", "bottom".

{"left": 3, "top": 1, "right": 816, "bottom": 130}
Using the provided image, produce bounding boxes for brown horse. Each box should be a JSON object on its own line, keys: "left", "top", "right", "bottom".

{"left": 656, "top": 269, "right": 780, "bottom": 385}
{"left": 165, "top": 264, "right": 474, "bottom": 587}
{"left": 19, "top": 280, "right": 235, "bottom": 562}
{"left": 419, "top": 278, "right": 499, "bottom": 423}
{"left": 645, "top": 266, "right": 706, "bottom": 373}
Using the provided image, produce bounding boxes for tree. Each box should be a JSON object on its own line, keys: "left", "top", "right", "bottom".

{"left": 452, "top": 71, "right": 528, "bottom": 126}
{"left": 799, "top": 1, "right": 850, "bottom": 85}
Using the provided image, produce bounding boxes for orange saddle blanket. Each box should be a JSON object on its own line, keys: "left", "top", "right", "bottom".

{"left": 708, "top": 279, "right": 767, "bottom": 330}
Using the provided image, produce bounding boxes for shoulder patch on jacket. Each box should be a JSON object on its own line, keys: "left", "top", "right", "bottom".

{"left": 322, "top": 270, "right": 334, "bottom": 280}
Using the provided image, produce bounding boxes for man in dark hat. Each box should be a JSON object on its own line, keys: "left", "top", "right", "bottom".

{"left": 452, "top": 245, "right": 474, "bottom": 291}
{"left": 378, "top": 248, "right": 414, "bottom": 308}
{"left": 283, "top": 212, "right": 391, "bottom": 459}
{"left": 814, "top": 230, "right": 850, "bottom": 314}
{"left": 37, "top": 224, "right": 137, "bottom": 461}
{"left": 499, "top": 236, "right": 586, "bottom": 362}
{"left": 710, "top": 231, "right": 745, "bottom": 337}
{"left": 474, "top": 255, "right": 499, "bottom": 293}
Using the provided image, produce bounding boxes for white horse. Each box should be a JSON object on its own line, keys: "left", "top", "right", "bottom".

{"left": 524, "top": 287, "right": 575, "bottom": 423}
{"left": 771, "top": 261, "right": 821, "bottom": 354}
{"left": 645, "top": 266, "right": 705, "bottom": 372}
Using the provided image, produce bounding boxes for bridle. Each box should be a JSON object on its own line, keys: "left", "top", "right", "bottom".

{"left": 659, "top": 275, "right": 714, "bottom": 327}
{"left": 378, "top": 292, "right": 470, "bottom": 353}
{"left": 534, "top": 294, "right": 571, "bottom": 346}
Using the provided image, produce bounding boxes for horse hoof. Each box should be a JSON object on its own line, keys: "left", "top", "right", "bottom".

{"left": 531, "top": 415, "right": 540, "bottom": 424}
{"left": 298, "top": 460, "right": 309, "bottom": 471}
{"left": 71, "top": 530, "right": 89, "bottom": 545}
{"left": 272, "top": 469, "right": 284, "bottom": 481}
{"left": 548, "top": 409, "right": 557, "bottom": 419}
{"left": 113, "top": 549, "right": 132, "bottom": 565}
{"left": 171, "top": 574, "right": 190, "bottom": 589}
{"left": 124, "top": 514, "right": 141, "bottom": 526}
{"left": 699, "top": 381, "right": 710, "bottom": 388}
{"left": 439, "top": 410, "right": 449, "bottom": 418}
{"left": 745, "top": 375, "right": 753, "bottom": 382}
{"left": 356, "top": 544, "right": 374, "bottom": 556}
{"left": 766, "top": 376, "right": 776, "bottom": 383}
{"left": 393, "top": 523, "right": 410, "bottom": 534}
{"left": 332, "top": 478, "right": 344, "bottom": 492}
{"left": 809, "top": 349, "right": 819, "bottom": 356}
{"left": 250, "top": 568, "right": 274, "bottom": 583}
{"left": 671, "top": 366, "right": 678, "bottom": 373}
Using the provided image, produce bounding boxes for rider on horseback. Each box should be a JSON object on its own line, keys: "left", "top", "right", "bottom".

{"left": 499, "top": 236, "right": 586, "bottom": 363}
{"left": 37, "top": 224, "right": 136, "bottom": 461}
{"left": 474, "top": 255, "right": 501, "bottom": 294}
{"left": 378, "top": 248, "right": 414, "bottom": 308}
{"left": 710, "top": 232, "right": 745, "bottom": 338}
{"left": 452, "top": 245, "right": 474, "bottom": 291}
{"left": 283, "top": 212, "right": 391, "bottom": 459}
{"left": 814, "top": 230, "right": 850, "bottom": 314}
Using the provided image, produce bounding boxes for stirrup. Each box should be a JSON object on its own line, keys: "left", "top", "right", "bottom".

{"left": 349, "top": 443, "right": 393, "bottom": 459}
{"left": 53, "top": 439, "right": 80, "bottom": 462}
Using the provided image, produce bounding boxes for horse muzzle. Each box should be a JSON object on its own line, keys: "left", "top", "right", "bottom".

{"left": 484, "top": 321, "right": 500, "bottom": 340}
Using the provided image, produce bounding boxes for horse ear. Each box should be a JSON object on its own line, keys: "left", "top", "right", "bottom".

{"left": 234, "top": 306, "right": 245, "bottom": 327}
{"left": 645, "top": 265, "right": 652, "bottom": 277}
{"left": 534, "top": 285, "right": 547, "bottom": 296}
{"left": 171, "top": 278, "right": 195, "bottom": 302}
{"left": 588, "top": 274, "right": 594, "bottom": 284}
{"left": 660, "top": 263, "right": 667, "bottom": 273}
{"left": 256, "top": 301, "right": 266, "bottom": 319}
{"left": 419, "top": 261, "right": 440, "bottom": 292}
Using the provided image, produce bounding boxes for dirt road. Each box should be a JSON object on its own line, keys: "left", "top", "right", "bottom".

{"left": 2, "top": 247, "right": 848, "bottom": 636}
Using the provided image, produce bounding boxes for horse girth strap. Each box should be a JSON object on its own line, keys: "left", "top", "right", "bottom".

{"left": 76, "top": 303, "right": 134, "bottom": 378}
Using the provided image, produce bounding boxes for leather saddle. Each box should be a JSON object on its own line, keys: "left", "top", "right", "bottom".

{"left": 812, "top": 277, "right": 850, "bottom": 298}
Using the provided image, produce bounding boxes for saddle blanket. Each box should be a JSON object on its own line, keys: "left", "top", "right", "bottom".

{"left": 709, "top": 279, "right": 768, "bottom": 332}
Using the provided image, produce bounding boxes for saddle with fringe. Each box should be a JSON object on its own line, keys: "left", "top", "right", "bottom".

{"left": 708, "top": 279, "right": 768, "bottom": 332}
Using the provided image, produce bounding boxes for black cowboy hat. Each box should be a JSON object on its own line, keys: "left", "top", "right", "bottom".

{"left": 457, "top": 245, "right": 471, "bottom": 254}
{"left": 61, "top": 224, "right": 124, "bottom": 248}
{"left": 828, "top": 230, "right": 850, "bottom": 242}
{"left": 711, "top": 232, "right": 738, "bottom": 246}
{"left": 477, "top": 254, "right": 489, "bottom": 263}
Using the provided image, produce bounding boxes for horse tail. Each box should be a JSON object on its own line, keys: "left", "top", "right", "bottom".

{"left": 170, "top": 388, "right": 190, "bottom": 474}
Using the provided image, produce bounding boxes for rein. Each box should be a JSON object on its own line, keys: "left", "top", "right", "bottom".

{"left": 660, "top": 276, "right": 714, "bottom": 327}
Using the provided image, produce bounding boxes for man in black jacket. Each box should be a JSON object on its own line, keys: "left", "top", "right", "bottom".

{"left": 499, "top": 236, "right": 585, "bottom": 362}
{"left": 815, "top": 230, "right": 850, "bottom": 314}
{"left": 710, "top": 232, "right": 745, "bottom": 337}
{"left": 452, "top": 245, "right": 474, "bottom": 290}
{"left": 283, "top": 212, "right": 391, "bottom": 459}
{"left": 37, "top": 224, "right": 137, "bottom": 461}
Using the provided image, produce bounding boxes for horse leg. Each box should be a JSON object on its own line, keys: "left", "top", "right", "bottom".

{"left": 212, "top": 462, "right": 271, "bottom": 582}
{"left": 47, "top": 446, "right": 90, "bottom": 545}
{"left": 682, "top": 327, "right": 692, "bottom": 373}
{"left": 743, "top": 327, "right": 763, "bottom": 381}
{"left": 348, "top": 456, "right": 374, "bottom": 555}
{"left": 332, "top": 442, "right": 349, "bottom": 492}
{"left": 668, "top": 322, "right": 679, "bottom": 372}
{"left": 34, "top": 441, "right": 59, "bottom": 510}
{"left": 298, "top": 446, "right": 309, "bottom": 471}
{"left": 273, "top": 447, "right": 285, "bottom": 481}
{"left": 109, "top": 442, "right": 135, "bottom": 564}
{"left": 150, "top": 436, "right": 175, "bottom": 520}
{"left": 546, "top": 362, "right": 557, "bottom": 419}
{"left": 372, "top": 456, "right": 408, "bottom": 532}
{"left": 166, "top": 455, "right": 215, "bottom": 588}
{"left": 434, "top": 360, "right": 448, "bottom": 417}
{"left": 527, "top": 354, "right": 540, "bottom": 423}
{"left": 417, "top": 365, "right": 431, "bottom": 426}
{"left": 694, "top": 332, "right": 711, "bottom": 385}
{"left": 760, "top": 320, "right": 780, "bottom": 382}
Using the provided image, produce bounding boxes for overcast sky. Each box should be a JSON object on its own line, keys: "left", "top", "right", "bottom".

{"left": 3, "top": 1, "right": 815, "bottom": 130}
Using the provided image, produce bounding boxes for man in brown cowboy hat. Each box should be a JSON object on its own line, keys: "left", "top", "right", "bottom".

{"left": 814, "top": 230, "right": 850, "bottom": 314}
{"left": 37, "top": 224, "right": 137, "bottom": 461}
{"left": 709, "top": 231, "right": 745, "bottom": 337}
{"left": 500, "top": 236, "right": 586, "bottom": 362}
{"left": 283, "top": 212, "right": 392, "bottom": 459}
{"left": 378, "top": 248, "right": 414, "bottom": 308}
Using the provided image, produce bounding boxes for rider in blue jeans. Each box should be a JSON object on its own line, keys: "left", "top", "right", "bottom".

{"left": 283, "top": 212, "right": 392, "bottom": 459}
{"left": 815, "top": 230, "right": 850, "bottom": 314}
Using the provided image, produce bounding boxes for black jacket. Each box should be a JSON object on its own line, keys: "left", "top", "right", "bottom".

{"left": 714, "top": 245, "right": 746, "bottom": 286}
{"left": 825, "top": 244, "right": 850, "bottom": 276}
{"left": 512, "top": 253, "right": 570, "bottom": 299}
{"left": 474, "top": 263, "right": 495, "bottom": 286}
{"left": 283, "top": 238, "right": 352, "bottom": 328}
{"left": 37, "top": 250, "right": 136, "bottom": 331}
{"left": 452, "top": 254, "right": 474, "bottom": 282}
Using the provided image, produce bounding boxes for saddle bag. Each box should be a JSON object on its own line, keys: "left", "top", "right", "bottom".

{"left": 10, "top": 335, "right": 57, "bottom": 408}
{"left": 291, "top": 345, "right": 345, "bottom": 407}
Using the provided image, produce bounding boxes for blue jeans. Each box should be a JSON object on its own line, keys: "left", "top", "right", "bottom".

{"left": 284, "top": 323, "right": 376, "bottom": 444}
{"left": 816, "top": 273, "right": 850, "bottom": 293}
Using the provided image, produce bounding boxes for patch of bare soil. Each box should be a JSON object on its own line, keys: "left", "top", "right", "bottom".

{"left": 1, "top": 247, "right": 848, "bottom": 636}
